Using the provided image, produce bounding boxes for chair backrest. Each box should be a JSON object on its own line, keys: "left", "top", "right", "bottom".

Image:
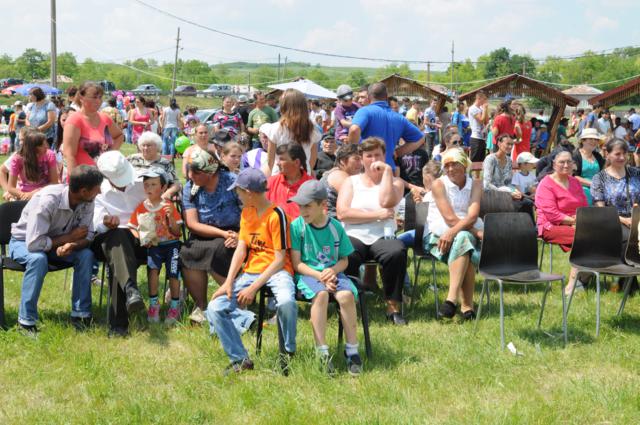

{"left": 479, "top": 190, "right": 515, "bottom": 219}
{"left": 624, "top": 205, "right": 640, "bottom": 267}
{"left": 570, "top": 206, "right": 622, "bottom": 268}
{"left": 0, "top": 200, "right": 28, "bottom": 246}
{"left": 479, "top": 212, "right": 539, "bottom": 275}
{"left": 404, "top": 193, "right": 416, "bottom": 233}
{"left": 414, "top": 202, "right": 429, "bottom": 256}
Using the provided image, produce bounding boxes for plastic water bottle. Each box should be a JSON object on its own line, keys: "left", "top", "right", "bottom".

{"left": 383, "top": 222, "right": 395, "bottom": 240}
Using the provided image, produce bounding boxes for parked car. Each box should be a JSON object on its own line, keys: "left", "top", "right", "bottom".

{"left": 0, "top": 78, "right": 25, "bottom": 88}
{"left": 195, "top": 108, "right": 220, "bottom": 133}
{"left": 202, "top": 84, "right": 234, "bottom": 97}
{"left": 131, "top": 84, "right": 162, "bottom": 96}
{"left": 174, "top": 85, "right": 197, "bottom": 96}
{"left": 98, "top": 80, "right": 116, "bottom": 93}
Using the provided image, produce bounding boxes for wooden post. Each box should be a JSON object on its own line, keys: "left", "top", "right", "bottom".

{"left": 545, "top": 103, "right": 564, "bottom": 155}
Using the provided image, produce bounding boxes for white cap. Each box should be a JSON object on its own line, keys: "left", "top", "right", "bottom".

{"left": 517, "top": 152, "right": 539, "bottom": 164}
{"left": 97, "top": 151, "right": 135, "bottom": 188}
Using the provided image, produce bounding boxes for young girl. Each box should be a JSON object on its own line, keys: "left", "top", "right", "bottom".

{"left": 220, "top": 142, "right": 243, "bottom": 173}
{"left": 6, "top": 129, "right": 59, "bottom": 201}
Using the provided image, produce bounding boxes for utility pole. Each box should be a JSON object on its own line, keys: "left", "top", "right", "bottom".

{"left": 283, "top": 56, "right": 288, "bottom": 80}
{"left": 450, "top": 41, "right": 454, "bottom": 95}
{"left": 248, "top": 73, "right": 251, "bottom": 94}
{"left": 277, "top": 54, "right": 281, "bottom": 81}
{"left": 50, "top": 0, "right": 57, "bottom": 88}
{"left": 171, "top": 27, "right": 181, "bottom": 99}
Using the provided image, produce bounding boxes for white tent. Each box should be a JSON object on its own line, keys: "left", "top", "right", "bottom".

{"left": 268, "top": 78, "right": 336, "bottom": 99}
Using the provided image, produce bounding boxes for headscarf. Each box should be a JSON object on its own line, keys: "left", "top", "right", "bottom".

{"left": 441, "top": 147, "right": 470, "bottom": 170}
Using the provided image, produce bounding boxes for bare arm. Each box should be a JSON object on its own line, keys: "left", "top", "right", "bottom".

{"left": 108, "top": 120, "right": 124, "bottom": 150}
{"left": 62, "top": 123, "right": 81, "bottom": 176}
{"left": 347, "top": 124, "right": 361, "bottom": 145}
{"left": 267, "top": 139, "right": 276, "bottom": 172}
{"left": 394, "top": 137, "right": 425, "bottom": 158}
{"left": 184, "top": 208, "right": 227, "bottom": 239}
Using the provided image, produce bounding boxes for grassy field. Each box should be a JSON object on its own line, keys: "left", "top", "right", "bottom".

{"left": 1, "top": 145, "right": 640, "bottom": 424}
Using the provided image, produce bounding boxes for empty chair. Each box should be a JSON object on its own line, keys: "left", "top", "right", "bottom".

{"left": 475, "top": 212, "right": 568, "bottom": 348}
{"left": 569, "top": 206, "right": 640, "bottom": 337}
{"left": 479, "top": 190, "right": 515, "bottom": 220}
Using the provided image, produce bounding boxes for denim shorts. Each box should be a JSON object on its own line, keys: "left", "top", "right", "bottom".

{"left": 296, "top": 273, "right": 357, "bottom": 300}
{"left": 148, "top": 240, "right": 181, "bottom": 278}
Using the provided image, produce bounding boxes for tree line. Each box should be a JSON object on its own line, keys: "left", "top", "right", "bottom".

{"left": 2, "top": 47, "right": 640, "bottom": 98}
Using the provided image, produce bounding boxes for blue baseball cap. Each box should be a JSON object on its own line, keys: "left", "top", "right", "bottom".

{"left": 227, "top": 167, "right": 267, "bottom": 193}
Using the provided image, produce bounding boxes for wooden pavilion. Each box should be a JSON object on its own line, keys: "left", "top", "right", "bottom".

{"left": 377, "top": 74, "right": 451, "bottom": 113}
{"left": 458, "top": 74, "right": 579, "bottom": 150}
{"left": 588, "top": 76, "right": 640, "bottom": 109}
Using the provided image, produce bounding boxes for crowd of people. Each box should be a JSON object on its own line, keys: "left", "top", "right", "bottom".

{"left": 2, "top": 78, "right": 640, "bottom": 377}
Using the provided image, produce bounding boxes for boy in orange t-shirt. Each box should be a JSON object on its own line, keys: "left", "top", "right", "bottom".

{"left": 208, "top": 168, "right": 297, "bottom": 375}
{"left": 128, "top": 169, "right": 183, "bottom": 325}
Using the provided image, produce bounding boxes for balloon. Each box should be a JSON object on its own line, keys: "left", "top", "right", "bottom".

{"left": 175, "top": 135, "right": 192, "bottom": 154}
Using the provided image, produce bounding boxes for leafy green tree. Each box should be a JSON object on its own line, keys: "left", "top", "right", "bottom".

{"left": 15, "top": 48, "right": 49, "bottom": 79}
{"left": 57, "top": 52, "right": 79, "bottom": 78}
{"left": 349, "top": 70, "right": 368, "bottom": 88}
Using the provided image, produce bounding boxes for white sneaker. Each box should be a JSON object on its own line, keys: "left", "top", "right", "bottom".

{"left": 189, "top": 307, "right": 206, "bottom": 325}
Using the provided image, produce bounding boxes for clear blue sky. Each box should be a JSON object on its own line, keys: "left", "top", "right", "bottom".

{"left": 7, "top": 0, "right": 639, "bottom": 71}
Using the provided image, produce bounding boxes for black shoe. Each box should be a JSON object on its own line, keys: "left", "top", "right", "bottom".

{"left": 280, "top": 351, "right": 294, "bottom": 376}
{"left": 438, "top": 300, "right": 457, "bottom": 319}
{"left": 224, "top": 358, "right": 254, "bottom": 376}
{"left": 108, "top": 326, "right": 129, "bottom": 338}
{"left": 18, "top": 323, "right": 38, "bottom": 336}
{"left": 125, "top": 281, "right": 145, "bottom": 315}
{"left": 386, "top": 312, "right": 407, "bottom": 326}
{"left": 70, "top": 316, "right": 93, "bottom": 331}
{"left": 344, "top": 352, "right": 363, "bottom": 376}
{"left": 461, "top": 310, "right": 476, "bottom": 321}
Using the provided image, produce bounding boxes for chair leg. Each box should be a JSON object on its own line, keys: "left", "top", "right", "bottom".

{"left": 617, "top": 276, "right": 634, "bottom": 316}
{"left": 474, "top": 279, "right": 488, "bottom": 332}
{"left": 162, "top": 273, "right": 168, "bottom": 306}
{"left": 63, "top": 269, "right": 69, "bottom": 291}
{"left": 485, "top": 281, "right": 491, "bottom": 315}
{"left": 358, "top": 289, "right": 372, "bottom": 359}
{"left": 538, "top": 241, "right": 545, "bottom": 271}
{"left": 560, "top": 278, "right": 567, "bottom": 347}
{"left": 337, "top": 304, "right": 344, "bottom": 347}
{"left": 538, "top": 281, "right": 552, "bottom": 328}
{"left": 431, "top": 258, "right": 439, "bottom": 319}
{"left": 256, "top": 288, "right": 266, "bottom": 355}
{"left": 410, "top": 257, "right": 422, "bottom": 310}
{"left": 549, "top": 244, "right": 553, "bottom": 274}
{"left": 106, "top": 265, "right": 113, "bottom": 326}
{"left": 595, "top": 272, "right": 601, "bottom": 338}
{"left": 498, "top": 280, "right": 506, "bottom": 350}
{"left": 98, "top": 262, "right": 107, "bottom": 310}
{"left": 0, "top": 268, "right": 6, "bottom": 330}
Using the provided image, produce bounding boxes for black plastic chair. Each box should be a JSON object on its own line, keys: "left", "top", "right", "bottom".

{"left": 255, "top": 275, "right": 372, "bottom": 359}
{"left": 0, "top": 200, "right": 74, "bottom": 329}
{"left": 409, "top": 202, "right": 439, "bottom": 318}
{"left": 569, "top": 207, "right": 640, "bottom": 337}
{"left": 618, "top": 206, "right": 640, "bottom": 316}
{"left": 475, "top": 212, "right": 568, "bottom": 348}
{"left": 479, "top": 190, "right": 515, "bottom": 220}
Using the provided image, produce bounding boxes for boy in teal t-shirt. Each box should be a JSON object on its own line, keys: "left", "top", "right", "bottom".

{"left": 288, "top": 180, "right": 362, "bottom": 376}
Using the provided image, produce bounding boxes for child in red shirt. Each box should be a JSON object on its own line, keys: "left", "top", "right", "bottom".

{"left": 129, "top": 169, "right": 183, "bottom": 325}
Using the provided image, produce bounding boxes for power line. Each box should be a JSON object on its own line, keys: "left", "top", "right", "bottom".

{"left": 132, "top": 0, "right": 640, "bottom": 66}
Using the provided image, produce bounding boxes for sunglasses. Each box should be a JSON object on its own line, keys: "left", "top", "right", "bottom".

{"left": 450, "top": 139, "right": 462, "bottom": 145}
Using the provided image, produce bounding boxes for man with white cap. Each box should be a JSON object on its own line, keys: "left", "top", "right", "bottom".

{"left": 93, "top": 151, "right": 147, "bottom": 336}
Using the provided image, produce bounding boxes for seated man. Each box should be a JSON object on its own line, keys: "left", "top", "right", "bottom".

{"left": 9, "top": 165, "right": 104, "bottom": 333}
{"left": 93, "top": 151, "right": 147, "bottom": 336}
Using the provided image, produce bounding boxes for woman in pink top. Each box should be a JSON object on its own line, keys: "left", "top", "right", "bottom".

{"left": 128, "top": 95, "right": 151, "bottom": 144}
{"left": 535, "top": 150, "right": 588, "bottom": 294}
{"left": 6, "top": 129, "right": 58, "bottom": 200}
{"left": 63, "top": 81, "right": 124, "bottom": 177}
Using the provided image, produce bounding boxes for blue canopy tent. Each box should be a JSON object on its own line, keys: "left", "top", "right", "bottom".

{"left": 14, "top": 83, "right": 62, "bottom": 96}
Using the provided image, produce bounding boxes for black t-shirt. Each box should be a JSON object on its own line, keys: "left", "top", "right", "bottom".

{"left": 2, "top": 108, "right": 13, "bottom": 124}
{"left": 314, "top": 151, "right": 336, "bottom": 180}
{"left": 397, "top": 148, "right": 429, "bottom": 187}
{"left": 237, "top": 106, "right": 251, "bottom": 126}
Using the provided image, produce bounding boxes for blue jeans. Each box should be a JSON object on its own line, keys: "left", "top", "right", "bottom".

{"left": 162, "top": 127, "right": 179, "bottom": 156}
{"left": 9, "top": 238, "right": 95, "bottom": 326}
{"left": 207, "top": 270, "right": 297, "bottom": 363}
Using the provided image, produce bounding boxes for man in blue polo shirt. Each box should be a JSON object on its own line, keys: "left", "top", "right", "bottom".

{"left": 347, "top": 83, "right": 425, "bottom": 170}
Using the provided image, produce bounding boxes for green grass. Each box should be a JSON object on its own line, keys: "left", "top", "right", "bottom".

{"left": 2, "top": 145, "right": 640, "bottom": 424}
